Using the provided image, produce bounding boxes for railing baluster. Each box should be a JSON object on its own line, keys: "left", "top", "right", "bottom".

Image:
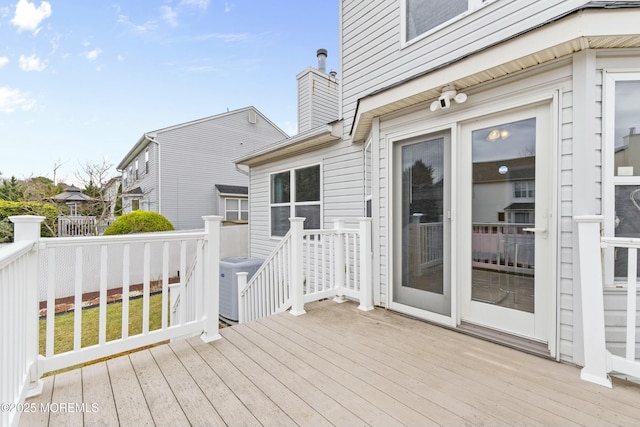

{"left": 179, "top": 240, "right": 187, "bottom": 325}
{"left": 46, "top": 249, "right": 55, "bottom": 357}
{"left": 626, "top": 247, "right": 637, "bottom": 362}
{"left": 196, "top": 239, "right": 203, "bottom": 321}
{"left": 122, "top": 244, "right": 130, "bottom": 339}
{"left": 73, "top": 247, "right": 83, "bottom": 351}
{"left": 99, "top": 245, "right": 108, "bottom": 345}
{"left": 162, "top": 242, "right": 169, "bottom": 329}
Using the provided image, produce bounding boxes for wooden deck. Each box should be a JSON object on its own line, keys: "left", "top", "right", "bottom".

{"left": 20, "top": 300, "right": 640, "bottom": 427}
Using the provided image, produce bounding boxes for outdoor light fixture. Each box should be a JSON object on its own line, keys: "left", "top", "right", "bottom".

{"left": 430, "top": 85, "right": 467, "bottom": 111}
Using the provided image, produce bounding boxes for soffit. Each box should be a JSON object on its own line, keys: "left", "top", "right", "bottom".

{"left": 352, "top": 9, "right": 640, "bottom": 142}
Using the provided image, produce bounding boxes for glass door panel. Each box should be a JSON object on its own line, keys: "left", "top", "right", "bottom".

{"left": 471, "top": 118, "right": 536, "bottom": 313}
{"left": 393, "top": 133, "right": 450, "bottom": 317}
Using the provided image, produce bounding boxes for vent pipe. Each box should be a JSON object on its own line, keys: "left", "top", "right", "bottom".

{"left": 316, "top": 48, "right": 327, "bottom": 73}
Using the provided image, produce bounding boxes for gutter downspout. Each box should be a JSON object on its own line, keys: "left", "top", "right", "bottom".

{"left": 145, "top": 133, "right": 161, "bottom": 214}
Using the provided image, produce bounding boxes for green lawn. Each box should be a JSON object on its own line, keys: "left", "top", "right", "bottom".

{"left": 39, "top": 293, "right": 165, "bottom": 356}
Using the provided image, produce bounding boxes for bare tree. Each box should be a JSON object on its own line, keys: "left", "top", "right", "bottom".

{"left": 73, "top": 159, "right": 119, "bottom": 235}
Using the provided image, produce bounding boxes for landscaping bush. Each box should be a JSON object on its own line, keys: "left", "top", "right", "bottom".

{"left": 0, "top": 200, "right": 59, "bottom": 242}
{"left": 103, "top": 211, "right": 174, "bottom": 235}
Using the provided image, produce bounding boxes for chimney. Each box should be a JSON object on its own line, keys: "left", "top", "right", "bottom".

{"left": 316, "top": 48, "right": 327, "bottom": 74}
{"left": 631, "top": 127, "right": 636, "bottom": 135}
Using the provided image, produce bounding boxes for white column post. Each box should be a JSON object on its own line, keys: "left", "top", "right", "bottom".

{"left": 333, "top": 218, "right": 347, "bottom": 303}
{"left": 201, "top": 216, "right": 222, "bottom": 343}
{"left": 289, "top": 217, "right": 306, "bottom": 316}
{"left": 358, "top": 218, "right": 374, "bottom": 311}
{"left": 9, "top": 215, "right": 46, "bottom": 396}
{"left": 236, "top": 272, "right": 248, "bottom": 324}
{"left": 574, "top": 215, "right": 612, "bottom": 387}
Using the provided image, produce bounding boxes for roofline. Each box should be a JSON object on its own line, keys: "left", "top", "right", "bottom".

{"left": 116, "top": 106, "right": 288, "bottom": 170}
{"left": 233, "top": 121, "right": 342, "bottom": 166}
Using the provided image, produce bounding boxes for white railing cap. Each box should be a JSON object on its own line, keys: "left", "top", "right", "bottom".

{"left": 574, "top": 215, "right": 604, "bottom": 223}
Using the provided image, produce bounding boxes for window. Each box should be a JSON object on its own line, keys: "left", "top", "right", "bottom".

{"left": 128, "top": 166, "right": 133, "bottom": 184}
{"left": 225, "top": 198, "right": 248, "bottom": 221}
{"left": 123, "top": 170, "right": 128, "bottom": 187}
{"left": 405, "top": 0, "right": 488, "bottom": 42}
{"left": 270, "top": 164, "right": 321, "bottom": 237}
{"left": 135, "top": 159, "right": 139, "bottom": 180}
{"left": 604, "top": 73, "right": 640, "bottom": 285}
{"left": 131, "top": 199, "right": 140, "bottom": 211}
{"left": 145, "top": 149, "right": 149, "bottom": 174}
{"left": 514, "top": 181, "right": 534, "bottom": 198}
{"left": 364, "top": 139, "right": 373, "bottom": 217}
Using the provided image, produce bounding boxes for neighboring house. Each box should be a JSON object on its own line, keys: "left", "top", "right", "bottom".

{"left": 236, "top": 1, "right": 640, "bottom": 370}
{"left": 116, "top": 107, "right": 288, "bottom": 230}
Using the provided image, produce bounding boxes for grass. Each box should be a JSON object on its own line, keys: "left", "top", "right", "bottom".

{"left": 39, "top": 293, "right": 164, "bottom": 357}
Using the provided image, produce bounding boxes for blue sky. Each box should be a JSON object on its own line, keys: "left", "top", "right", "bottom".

{"left": 0, "top": 0, "right": 339, "bottom": 185}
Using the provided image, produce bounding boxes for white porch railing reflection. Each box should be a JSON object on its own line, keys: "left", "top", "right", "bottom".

{"left": 237, "top": 217, "right": 373, "bottom": 323}
{"left": 473, "top": 223, "right": 535, "bottom": 274}
{"left": 575, "top": 215, "right": 640, "bottom": 387}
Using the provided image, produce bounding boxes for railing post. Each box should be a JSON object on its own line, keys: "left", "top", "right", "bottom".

{"left": 358, "top": 218, "right": 373, "bottom": 311}
{"left": 289, "top": 217, "right": 306, "bottom": 316}
{"left": 333, "top": 218, "right": 347, "bottom": 303}
{"left": 9, "top": 215, "right": 46, "bottom": 397}
{"left": 201, "top": 216, "right": 222, "bottom": 343}
{"left": 237, "top": 272, "right": 248, "bottom": 324}
{"left": 574, "top": 215, "right": 612, "bottom": 387}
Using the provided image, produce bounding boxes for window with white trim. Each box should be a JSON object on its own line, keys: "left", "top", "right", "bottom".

{"left": 270, "top": 164, "right": 321, "bottom": 237}
{"left": 404, "top": 0, "right": 489, "bottom": 42}
{"left": 123, "top": 170, "right": 128, "bottom": 187}
{"left": 135, "top": 158, "right": 139, "bottom": 180}
{"left": 225, "top": 198, "right": 248, "bottom": 221}
{"left": 145, "top": 149, "right": 149, "bottom": 174}
{"left": 604, "top": 72, "right": 640, "bottom": 285}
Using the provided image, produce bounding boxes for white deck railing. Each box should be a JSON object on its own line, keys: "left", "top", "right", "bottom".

{"left": 237, "top": 217, "right": 373, "bottom": 323}
{"left": 1, "top": 215, "right": 222, "bottom": 427}
{"left": 575, "top": 215, "right": 640, "bottom": 387}
{"left": 57, "top": 215, "right": 115, "bottom": 237}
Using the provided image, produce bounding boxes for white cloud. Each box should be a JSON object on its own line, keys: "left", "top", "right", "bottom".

{"left": 161, "top": 5, "right": 178, "bottom": 27}
{"left": 86, "top": 48, "right": 102, "bottom": 61}
{"left": 0, "top": 87, "right": 36, "bottom": 112}
{"left": 0, "top": 57, "right": 9, "bottom": 68}
{"left": 82, "top": 40, "right": 90, "bottom": 47}
{"left": 19, "top": 54, "right": 46, "bottom": 71}
{"left": 194, "top": 32, "right": 250, "bottom": 43}
{"left": 117, "top": 13, "right": 157, "bottom": 33}
{"left": 117, "top": 54, "right": 124, "bottom": 62}
{"left": 224, "top": 2, "right": 232, "bottom": 13}
{"left": 181, "top": 0, "right": 209, "bottom": 10}
{"left": 11, "top": 0, "right": 52, "bottom": 33}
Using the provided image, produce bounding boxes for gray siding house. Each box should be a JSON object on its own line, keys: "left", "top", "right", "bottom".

{"left": 117, "top": 107, "right": 287, "bottom": 230}
{"left": 236, "top": 0, "right": 640, "bottom": 374}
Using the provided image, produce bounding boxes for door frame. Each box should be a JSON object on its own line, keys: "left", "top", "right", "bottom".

{"left": 384, "top": 90, "right": 559, "bottom": 357}
{"left": 457, "top": 103, "right": 556, "bottom": 345}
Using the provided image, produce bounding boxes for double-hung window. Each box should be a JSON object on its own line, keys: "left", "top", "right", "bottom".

{"left": 604, "top": 72, "right": 640, "bottom": 286}
{"left": 404, "top": 0, "right": 489, "bottom": 42}
{"left": 145, "top": 149, "right": 149, "bottom": 174}
{"left": 270, "top": 164, "right": 321, "bottom": 237}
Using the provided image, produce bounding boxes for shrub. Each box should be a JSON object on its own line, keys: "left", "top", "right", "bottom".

{"left": 103, "top": 211, "right": 174, "bottom": 235}
{"left": 0, "top": 200, "right": 59, "bottom": 242}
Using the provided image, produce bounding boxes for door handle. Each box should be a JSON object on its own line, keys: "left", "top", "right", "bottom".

{"left": 523, "top": 227, "right": 546, "bottom": 233}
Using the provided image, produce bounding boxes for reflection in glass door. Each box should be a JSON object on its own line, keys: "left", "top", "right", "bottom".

{"left": 471, "top": 118, "right": 536, "bottom": 314}
{"left": 393, "top": 133, "right": 450, "bottom": 317}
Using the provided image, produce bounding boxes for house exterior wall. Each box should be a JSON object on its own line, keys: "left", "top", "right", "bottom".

{"left": 340, "top": 0, "right": 595, "bottom": 136}
{"left": 121, "top": 142, "right": 159, "bottom": 214}
{"left": 157, "top": 110, "right": 285, "bottom": 230}
{"left": 248, "top": 141, "right": 364, "bottom": 259}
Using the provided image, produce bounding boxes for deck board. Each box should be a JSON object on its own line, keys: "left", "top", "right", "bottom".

{"left": 20, "top": 300, "right": 640, "bottom": 427}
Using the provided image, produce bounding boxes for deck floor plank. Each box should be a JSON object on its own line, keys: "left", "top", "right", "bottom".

{"left": 239, "top": 320, "right": 405, "bottom": 427}
{"left": 223, "top": 325, "right": 369, "bottom": 427}
{"left": 319, "top": 302, "right": 640, "bottom": 425}
{"left": 148, "top": 344, "right": 226, "bottom": 427}
{"left": 255, "top": 317, "right": 441, "bottom": 427}
{"left": 81, "top": 362, "right": 118, "bottom": 427}
{"left": 213, "top": 332, "right": 334, "bottom": 427}
{"left": 20, "top": 300, "right": 640, "bottom": 427}
{"left": 167, "top": 339, "right": 262, "bottom": 427}
{"left": 105, "top": 355, "right": 154, "bottom": 427}
{"left": 271, "top": 305, "right": 548, "bottom": 427}
{"left": 188, "top": 336, "right": 297, "bottom": 427}
{"left": 128, "top": 350, "right": 190, "bottom": 426}
{"left": 48, "top": 368, "right": 83, "bottom": 427}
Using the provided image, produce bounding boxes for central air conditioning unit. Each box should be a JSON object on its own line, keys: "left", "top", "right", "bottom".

{"left": 219, "top": 256, "right": 264, "bottom": 323}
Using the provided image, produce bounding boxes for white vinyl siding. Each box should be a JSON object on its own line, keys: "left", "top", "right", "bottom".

{"left": 298, "top": 68, "right": 340, "bottom": 133}
{"left": 341, "top": 0, "right": 595, "bottom": 135}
